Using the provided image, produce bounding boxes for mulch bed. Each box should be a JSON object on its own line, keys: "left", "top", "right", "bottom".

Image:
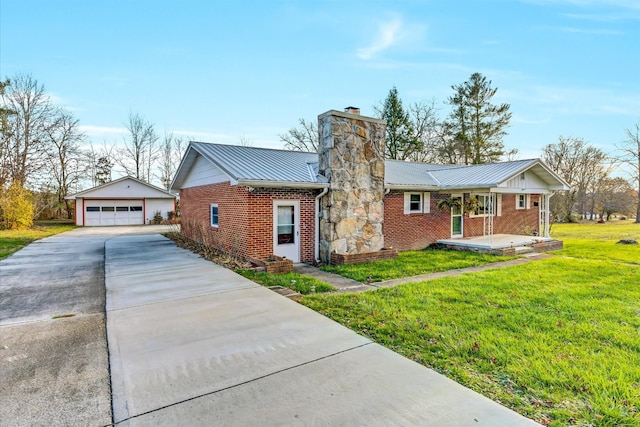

{"left": 164, "top": 232, "right": 253, "bottom": 270}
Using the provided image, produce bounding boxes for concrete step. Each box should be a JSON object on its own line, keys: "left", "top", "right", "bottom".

{"left": 514, "top": 246, "right": 535, "bottom": 255}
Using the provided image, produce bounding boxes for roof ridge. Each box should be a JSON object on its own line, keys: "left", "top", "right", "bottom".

{"left": 191, "top": 141, "right": 316, "bottom": 155}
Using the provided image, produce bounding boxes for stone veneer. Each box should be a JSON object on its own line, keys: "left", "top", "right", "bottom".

{"left": 317, "top": 109, "right": 387, "bottom": 263}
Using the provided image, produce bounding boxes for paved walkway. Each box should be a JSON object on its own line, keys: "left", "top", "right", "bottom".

{"left": 295, "top": 253, "right": 553, "bottom": 292}
{"left": 106, "top": 233, "right": 540, "bottom": 426}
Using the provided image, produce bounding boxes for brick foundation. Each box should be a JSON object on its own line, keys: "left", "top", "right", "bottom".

{"left": 260, "top": 255, "right": 294, "bottom": 274}
{"left": 329, "top": 247, "right": 398, "bottom": 265}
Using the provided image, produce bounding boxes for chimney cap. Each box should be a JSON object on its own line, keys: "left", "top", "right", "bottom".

{"left": 344, "top": 106, "right": 360, "bottom": 115}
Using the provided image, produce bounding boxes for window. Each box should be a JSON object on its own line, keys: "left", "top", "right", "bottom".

{"left": 469, "top": 194, "right": 502, "bottom": 217}
{"left": 210, "top": 204, "right": 219, "bottom": 227}
{"left": 516, "top": 194, "right": 529, "bottom": 210}
{"left": 520, "top": 172, "right": 526, "bottom": 180}
{"left": 101, "top": 206, "right": 114, "bottom": 212}
{"left": 86, "top": 206, "right": 100, "bottom": 212}
{"left": 116, "top": 206, "right": 129, "bottom": 212}
{"left": 403, "top": 192, "right": 430, "bottom": 214}
{"left": 130, "top": 206, "right": 142, "bottom": 211}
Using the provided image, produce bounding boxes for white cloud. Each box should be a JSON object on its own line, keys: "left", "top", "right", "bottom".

{"left": 357, "top": 17, "right": 404, "bottom": 60}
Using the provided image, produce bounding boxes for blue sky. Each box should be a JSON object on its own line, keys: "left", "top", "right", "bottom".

{"left": 2, "top": 0, "right": 639, "bottom": 162}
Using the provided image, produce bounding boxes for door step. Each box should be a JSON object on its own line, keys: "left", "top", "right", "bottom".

{"left": 514, "top": 246, "right": 535, "bottom": 255}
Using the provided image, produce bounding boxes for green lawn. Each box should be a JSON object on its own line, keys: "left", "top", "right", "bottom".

{"left": 237, "top": 270, "right": 334, "bottom": 294}
{"left": 551, "top": 221, "right": 640, "bottom": 264}
{"left": 320, "top": 249, "right": 516, "bottom": 282}
{"left": 0, "top": 223, "right": 76, "bottom": 260}
{"left": 301, "top": 222, "right": 640, "bottom": 426}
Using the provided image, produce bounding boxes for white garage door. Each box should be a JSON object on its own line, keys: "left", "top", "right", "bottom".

{"left": 85, "top": 200, "right": 144, "bottom": 226}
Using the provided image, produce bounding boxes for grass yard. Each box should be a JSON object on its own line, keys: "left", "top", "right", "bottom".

{"left": 0, "top": 222, "right": 76, "bottom": 260}
{"left": 301, "top": 222, "right": 640, "bottom": 426}
{"left": 320, "top": 249, "right": 516, "bottom": 282}
{"left": 237, "top": 270, "right": 334, "bottom": 294}
{"left": 551, "top": 220, "right": 640, "bottom": 264}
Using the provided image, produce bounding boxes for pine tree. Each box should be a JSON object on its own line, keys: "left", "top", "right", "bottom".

{"left": 378, "top": 87, "right": 421, "bottom": 160}
{"left": 445, "top": 73, "right": 511, "bottom": 164}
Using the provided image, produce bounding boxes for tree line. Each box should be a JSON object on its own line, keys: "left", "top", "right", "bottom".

{"left": 280, "top": 72, "right": 640, "bottom": 223}
{"left": 0, "top": 73, "right": 186, "bottom": 228}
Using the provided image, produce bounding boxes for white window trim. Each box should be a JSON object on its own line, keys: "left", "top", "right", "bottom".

{"left": 515, "top": 194, "right": 530, "bottom": 210}
{"left": 469, "top": 193, "right": 502, "bottom": 217}
{"left": 210, "top": 203, "right": 219, "bottom": 228}
{"left": 403, "top": 192, "right": 430, "bottom": 214}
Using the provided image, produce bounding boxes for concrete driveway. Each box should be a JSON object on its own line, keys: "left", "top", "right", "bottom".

{"left": 105, "top": 233, "right": 540, "bottom": 426}
{"left": 1, "top": 226, "right": 539, "bottom": 426}
{"left": 0, "top": 225, "right": 173, "bottom": 427}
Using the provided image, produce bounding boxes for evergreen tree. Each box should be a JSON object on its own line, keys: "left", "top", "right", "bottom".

{"left": 445, "top": 73, "right": 511, "bottom": 164}
{"left": 377, "top": 86, "right": 421, "bottom": 160}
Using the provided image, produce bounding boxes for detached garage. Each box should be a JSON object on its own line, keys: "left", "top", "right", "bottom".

{"left": 66, "top": 176, "right": 176, "bottom": 226}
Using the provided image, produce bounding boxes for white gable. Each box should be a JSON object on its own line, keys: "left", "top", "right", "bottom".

{"left": 182, "top": 155, "right": 232, "bottom": 188}
{"left": 498, "top": 169, "right": 551, "bottom": 193}
{"left": 78, "top": 178, "right": 174, "bottom": 199}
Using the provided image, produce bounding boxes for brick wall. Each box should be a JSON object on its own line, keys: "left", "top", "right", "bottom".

{"left": 384, "top": 192, "right": 542, "bottom": 250}
{"left": 180, "top": 182, "right": 318, "bottom": 263}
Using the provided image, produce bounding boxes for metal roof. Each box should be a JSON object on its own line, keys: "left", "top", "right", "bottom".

{"left": 429, "top": 159, "right": 538, "bottom": 189}
{"left": 171, "top": 142, "right": 569, "bottom": 192}
{"left": 190, "top": 142, "right": 326, "bottom": 184}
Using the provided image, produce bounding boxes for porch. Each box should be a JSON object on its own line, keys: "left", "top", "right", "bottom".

{"left": 436, "top": 234, "right": 562, "bottom": 256}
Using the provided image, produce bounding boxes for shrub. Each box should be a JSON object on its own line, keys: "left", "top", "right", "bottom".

{"left": 0, "top": 182, "right": 34, "bottom": 230}
{"left": 152, "top": 210, "right": 163, "bottom": 224}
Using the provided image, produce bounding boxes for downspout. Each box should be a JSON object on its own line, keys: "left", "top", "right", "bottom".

{"left": 315, "top": 187, "right": 329, "bottom": 263}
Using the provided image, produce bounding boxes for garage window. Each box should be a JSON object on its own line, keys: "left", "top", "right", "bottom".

{"left": 116, "top": 206, "right": 129, "bottom": 212}
{"left": 101, "top": 206, "right": 114, "bottom": 212}
{"left": 86, "top": 206, "right": 100, "bottom": 212}
{"left": 210, "top": 204, "right": 219, "bottom": 228}
{"left": 130, "top": 206, "right": 142, "bottom": 211}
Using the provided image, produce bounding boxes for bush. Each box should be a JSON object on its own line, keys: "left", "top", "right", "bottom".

{"left": 0, "top": 182, "right": 34, "bottom": 230}
{"left": 167, "top": 210, "right": 175, "bottom": 220}
{"left": 152, "top": 210, "right": 163, "bottom": 224}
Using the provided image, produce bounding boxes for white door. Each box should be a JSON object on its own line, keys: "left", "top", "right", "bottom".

{"left": 451, "top": 194, "right": 463, "bottom": 238}
{"left": 84, "top": 200, "right": 144, "bottom": 226}
{"left": 273, "top": 200, "right": 300, "bottom": 262}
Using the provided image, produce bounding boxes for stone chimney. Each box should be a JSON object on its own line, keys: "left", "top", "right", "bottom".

{"left": 317, "top": 109, "right": 387, "bottom": 263}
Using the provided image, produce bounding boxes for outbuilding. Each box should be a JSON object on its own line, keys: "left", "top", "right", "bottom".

{"left": 66, "top": 176, "right": 176, "bottom": 226}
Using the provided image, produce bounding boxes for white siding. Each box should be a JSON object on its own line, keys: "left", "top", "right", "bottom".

{"left": 182, "top": 156, "right": 230, "bottom": 188}
{"left": 80, "top": 178, "right": 173, "bottom": 199}
{"left": 75, "top": 200, "right": 84, "bottom": 225}
{"left": 500, "top": 170, "right": 547, "bottom": 191}
{"left": 145, "top": 199, "right": 175, "bottom": 223}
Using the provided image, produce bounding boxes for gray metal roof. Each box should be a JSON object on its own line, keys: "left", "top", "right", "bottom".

{"left": 172, "top": 142, "right": 569, "bottom": 192}
{"left": 191, "top": 142, "right": 325, "bottom": 184}
{"left": 429, "top": 159, "right": 538, "bottom": 189}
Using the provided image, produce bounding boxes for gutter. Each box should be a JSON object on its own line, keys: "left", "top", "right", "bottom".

{"left": 237, "top": 179, "right": 329, "bottom": 189}
{"left": 314, "top": 187, "right": 329, "bottom": 263}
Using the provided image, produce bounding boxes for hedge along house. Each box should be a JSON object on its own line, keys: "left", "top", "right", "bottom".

{"left": 170, "top": 108, "right": 570, "bottom": 265}
{"left": 66, "top": 176, "right": 177, "bottom": 226}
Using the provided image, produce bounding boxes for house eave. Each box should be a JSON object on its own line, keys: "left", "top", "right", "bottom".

{"left": 236, "top": 179, "right": 329, "bottom": 189}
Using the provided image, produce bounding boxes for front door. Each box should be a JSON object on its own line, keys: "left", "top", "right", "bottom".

{"left": 451, "top": 194, "right": 463, "bottom": 238}
{"left": 273, "top": 200, "right": 300, "bottom": 262}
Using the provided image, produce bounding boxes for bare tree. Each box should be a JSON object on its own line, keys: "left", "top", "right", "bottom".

{"left": 83, "top": 141, "right": 115, "bottom": 187}
{"left": 542, "top": 136, "right": 608, "bottom": 222}
{"left": 157, "top": 131, "right": 186, "bottom": 190}
{"left": 595, "top": 177, "right": 636, "bottom": 221}
{"left": 45, "top": 109, "right": 86, "bottom": 218}
{"left": 615, "top": 121, "right": 640, "bottom": 222}
{"left": 0, "top": 73, "right": 55, "bottom": 186}
{"left": 117, "top": 112, "right": 159, "bottom": 182}
{"left": 280, "top": 118, "right": 318, "bottom": 152}
{"left": 406, "top": 100, "right": 440, "bottom": 163}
